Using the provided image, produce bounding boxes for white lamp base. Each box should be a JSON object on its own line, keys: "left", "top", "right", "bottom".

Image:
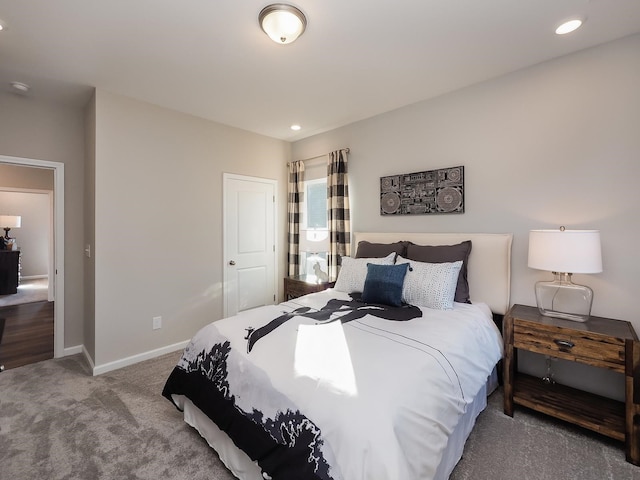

{"left": 534, "top": 272, "right": 594, "bottom": 322}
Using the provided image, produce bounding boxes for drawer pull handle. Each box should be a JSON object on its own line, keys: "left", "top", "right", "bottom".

{"left": 554, "top": 339, "right": 575, "bottom": 349}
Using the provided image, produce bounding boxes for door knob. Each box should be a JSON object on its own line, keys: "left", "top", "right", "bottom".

{"left": 229, "top": 260, "right": 236, "bottom": 266}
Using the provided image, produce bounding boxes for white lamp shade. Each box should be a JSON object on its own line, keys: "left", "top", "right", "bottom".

{"left": 259, "top": 4, "right": 307, "bottom": 44}
{"left": 299, "top": 229, "right": 329, "bottom": 253}
{"left": 0, "top": 215, "right": 21, "bottom": 228}
{"left": 528, "top": 229, "right": 602, "bottom": 274}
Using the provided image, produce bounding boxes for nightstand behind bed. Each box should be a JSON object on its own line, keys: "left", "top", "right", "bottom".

{"left": 284, "top": 275, "right": 335, "bottom": 301}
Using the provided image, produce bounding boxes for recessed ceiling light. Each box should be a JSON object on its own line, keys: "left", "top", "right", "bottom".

{"left": 10, "top": 82, "right": 30, "bottom": 93}
{"left": 556, "top": 19, "right": 583, "bottom": 35}
{"left": 290, "top": 124, "right": 301, "bottom": 131}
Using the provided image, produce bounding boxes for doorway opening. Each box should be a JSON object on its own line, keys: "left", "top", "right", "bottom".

{"left": 0, "top": 155, "right": 65, "bottom": 369}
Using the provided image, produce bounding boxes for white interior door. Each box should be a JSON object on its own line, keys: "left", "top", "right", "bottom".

{"left": 223, "top": 173, "right": 277, "bottom": 317}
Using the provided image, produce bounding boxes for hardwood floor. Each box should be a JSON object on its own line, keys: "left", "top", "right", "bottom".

{"left": 0, "top": 300, "right": 54, "bottom": 370}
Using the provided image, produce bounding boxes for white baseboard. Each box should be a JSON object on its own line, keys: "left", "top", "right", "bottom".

{"left": 63, "top": 344, "right": 83, "bottom": 356}
{"left": 92, "top": 340, "right": 189, "bottom": 376}
{"left": 83, "top": 345, "right": 96, "bottom": 372}
{"left": 60, "top": 341, "right": 187, "bottom": 376}
{"left": 61, "top": 344, "right": 96, "bottom": 372}
{"left": 20, "top": 274, "right": 49, "bottom": 280}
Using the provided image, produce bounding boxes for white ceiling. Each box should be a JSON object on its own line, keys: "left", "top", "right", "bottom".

{"left": 1, "top": 0, "right": 639, "bottom": 141}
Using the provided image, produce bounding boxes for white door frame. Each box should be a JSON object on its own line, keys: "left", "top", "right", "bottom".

{"left": 222, "top": 173, "right": 278, "bottom": 318}
{"left": 0, "top": 154, "right": 65, "bottom": 358}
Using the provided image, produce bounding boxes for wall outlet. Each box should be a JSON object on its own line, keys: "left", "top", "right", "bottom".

{"left": 152, "top": 316, "right": 162, "bottom": 330}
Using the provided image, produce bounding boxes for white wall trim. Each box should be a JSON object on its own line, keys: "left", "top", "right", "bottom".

{"left": 0, "top": 155, "right": 65, "bottom": 358}
{"left": 20, "top": 274, "right": 49, "bottom": 280}
{"left": 92, "top": 340, "right": 189, "bottom": 376}
{"left": 63, "top": 344, "right": 83, "bottom": 356}
{"left": 82, "top": 345, "right": 96, "bottom": 372}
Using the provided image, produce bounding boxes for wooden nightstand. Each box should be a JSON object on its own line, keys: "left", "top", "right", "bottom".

{"left": 503, "top": 304, "right": 640, "bottom": 465}
{"left": 284, "top": 275, "right": 335, "bottom": 301}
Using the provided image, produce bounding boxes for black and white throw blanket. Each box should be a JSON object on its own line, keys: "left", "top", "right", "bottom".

{"left": 163, "top": 289, "right": 502, "bottom": 480}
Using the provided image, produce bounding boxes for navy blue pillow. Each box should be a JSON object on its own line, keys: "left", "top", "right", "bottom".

{"left": 362, "top": 263, "right": 409, "bottom": 307}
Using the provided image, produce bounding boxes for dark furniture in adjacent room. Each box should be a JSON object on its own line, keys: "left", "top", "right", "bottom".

{"left": 0, "top": 250, "right": 20, "bottom": 295}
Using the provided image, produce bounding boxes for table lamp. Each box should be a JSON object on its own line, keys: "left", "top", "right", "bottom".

{"left": 0, "top": 215, "right": 21, "bottom": 239}
{"left": 528, "top": 227, "right": 602, "bottom": 322}
{"left": 299, "top": 229, "right": 330, "bottom": 281}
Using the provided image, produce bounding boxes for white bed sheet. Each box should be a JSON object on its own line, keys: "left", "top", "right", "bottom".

{"left": 168, "top": 289, "right": 503, "bottom": 480}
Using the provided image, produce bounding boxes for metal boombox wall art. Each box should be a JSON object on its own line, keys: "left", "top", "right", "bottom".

{"left": 380, "top": 166, "right": 464, "bottom": 215}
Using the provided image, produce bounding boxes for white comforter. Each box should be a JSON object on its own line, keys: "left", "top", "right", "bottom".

{"left": 165, "top": 289, "right": 503, "bottom": 480}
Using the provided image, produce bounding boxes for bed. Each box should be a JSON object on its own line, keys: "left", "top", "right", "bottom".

{"left": 163, "top": 232, "right": 513, "bottom": 480}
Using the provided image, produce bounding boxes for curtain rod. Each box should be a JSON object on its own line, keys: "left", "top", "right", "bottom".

{"left": 287, "top": 148, "right": 350, "bottom": 167}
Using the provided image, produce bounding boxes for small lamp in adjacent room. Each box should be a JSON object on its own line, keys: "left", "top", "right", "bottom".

{"left": 528, "top": 227, "right": 602, "bottom": 322}
{"left": 0, "top": 214, "right": 21, "bottom": 237}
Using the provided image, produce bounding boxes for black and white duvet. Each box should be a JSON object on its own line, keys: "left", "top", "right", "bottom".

{"left": 163, "top": 289, "right": 502, "bottom": 480}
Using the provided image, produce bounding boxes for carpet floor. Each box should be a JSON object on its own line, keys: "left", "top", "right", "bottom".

{"left": 1, "top": 352, "right": 639, "bottom": 480}
{"left": 0, "top": 278, "right": 49, "bottom": 307}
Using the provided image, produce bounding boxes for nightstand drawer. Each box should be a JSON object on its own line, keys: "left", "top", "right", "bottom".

{"left": 286, "top": 282, "right": 315, "bottom": 298}
{"left": 514, "top": 322, "right": 625, "bottom": 372}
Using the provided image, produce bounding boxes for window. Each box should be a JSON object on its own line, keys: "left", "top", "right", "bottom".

{"left": 300, "top": 177, "right": 328, "bottom": 275}
{"left": 302, "top": 178, "right": 327, "bottom": 230}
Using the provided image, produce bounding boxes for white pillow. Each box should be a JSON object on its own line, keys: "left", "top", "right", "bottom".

{"left": 334, "top": 253, "right": 396, "bottom": 293}
{"left": 396, "top": 256, "right": 463, "bottom": 310}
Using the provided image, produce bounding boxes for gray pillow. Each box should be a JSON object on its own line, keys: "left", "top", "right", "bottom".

{"left": 355, "top": 240, "right": 408, "bottom": 259}
{"left": 405, "top": 241, "right": 472, "bottom": 304}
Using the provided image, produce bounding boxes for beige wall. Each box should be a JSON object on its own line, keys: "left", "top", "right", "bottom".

{"left": 3, "top": 33, "right": 637, "bottom": 389}
{"left": 0, "top": 164, "right": 54, "bottom": 277}
{"left": 292, "top": 34, "right": 640, "bottom": 399}
{"left": 0, "top": 163, "right": 54, "bottom": 190}
{"left": 0, "top": 190, "right": 51, "bottom": 276}
{"left": 92, "top": 89, "right": 290, "bottom": 367}
{"left": 0, "top": 92, "right": 85, "bottom": 348}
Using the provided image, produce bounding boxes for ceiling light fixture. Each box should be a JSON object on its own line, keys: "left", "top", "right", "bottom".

{"left": 555, "top": 18, "right": 583, "bottom": 35}
{"left": 290, "top": 124, "right": 301, "bottom": 131}
{"left": 259, "top": 4, "right": 307, "bottom": 44}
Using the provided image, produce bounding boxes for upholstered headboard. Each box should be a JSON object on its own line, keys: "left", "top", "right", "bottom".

{"left": 352, "top": 232, "right": 513, "bottom": 315}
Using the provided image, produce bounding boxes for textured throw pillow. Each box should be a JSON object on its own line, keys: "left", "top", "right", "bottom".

{"left": 361, "top": 263, "right": 409, "bottom": 307}
{"left": 355, "top": 240, "right": 408, "bottom": 259}
{"left": 396, "top": 256, "right": 463, "bottom": 310}
{"left": 334, "top": 253, "right": 396, "bottom": 293}
{"left": 405, "top": 241, "right": 472, "bottom": 303}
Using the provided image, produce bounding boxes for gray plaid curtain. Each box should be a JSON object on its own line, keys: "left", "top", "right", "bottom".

{"left": 287, "top": 161, "right": 305, "bottom": 276}
{"left": 327, "top": 149, "right": 351, "bottom": 278}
